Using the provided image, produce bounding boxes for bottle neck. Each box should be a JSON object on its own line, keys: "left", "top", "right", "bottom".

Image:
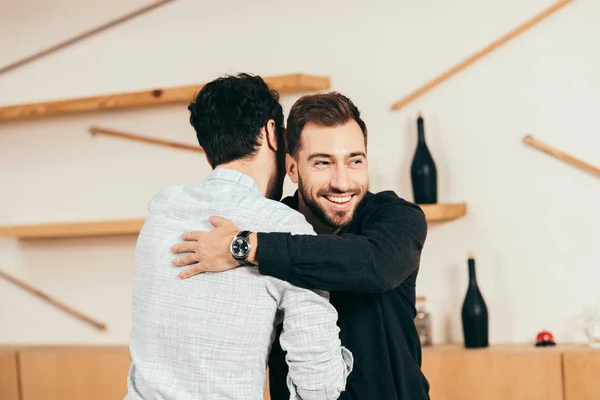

{"left": 468, "top": 259, "right": 478, "bottom": 286}
{"left": 417, "top": 117, "right": 426, "bottom": 144}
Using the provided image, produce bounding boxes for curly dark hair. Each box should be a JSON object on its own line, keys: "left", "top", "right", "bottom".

{"left": 188, "top": 73, "right": 285, "bottom": 168}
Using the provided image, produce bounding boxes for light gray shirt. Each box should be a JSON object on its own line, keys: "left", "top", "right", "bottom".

{"left": 126, "top": 168, "right": 352, "bottom": 400}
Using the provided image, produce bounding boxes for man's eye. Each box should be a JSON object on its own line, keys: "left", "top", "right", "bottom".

{"left": 315, "top": 161, "right": 330, "bottom": 166}
{"left": 350, "top": 159, "right": 363, "bottom": 165}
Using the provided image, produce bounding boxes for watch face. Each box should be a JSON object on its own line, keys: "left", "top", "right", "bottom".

{"left": 231, "top": 238, "right": 249, "bottom": 257}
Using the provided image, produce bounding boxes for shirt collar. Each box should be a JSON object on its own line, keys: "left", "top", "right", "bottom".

{"left": 207, "top": 168, "right": 262, "bottom": 194}
{"left": 282, "top": 191, "right": 300, "bottom": 210}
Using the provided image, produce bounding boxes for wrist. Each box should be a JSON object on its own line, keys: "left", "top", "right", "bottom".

{"left": 247, "top": 232, "right": 258, "bottom": 264}
{"left": 229, "top": 230, "right": 258, "bottom": 266}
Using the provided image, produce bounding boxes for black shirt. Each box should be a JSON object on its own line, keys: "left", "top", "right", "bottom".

{"left": 256, "top": 190, "right": 431, "bottom": 400}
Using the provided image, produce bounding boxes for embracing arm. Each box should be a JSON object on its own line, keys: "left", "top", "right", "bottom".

{"left": 171, "top": 194, "right": 427, "bottom": 293}
{"left": 255, "top": 195, "right": 427, "bottom": 293}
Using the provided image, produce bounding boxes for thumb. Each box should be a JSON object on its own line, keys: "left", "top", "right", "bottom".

{"left": 209, "top": 215, "right": 232, "bottom": 228}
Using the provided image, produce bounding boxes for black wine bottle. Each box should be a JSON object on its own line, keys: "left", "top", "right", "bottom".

{"left": 461, "top": 252, "right": 489, "bottom": 348}
{"left": 410, "top": 112, "right": 437, "bottom": 204}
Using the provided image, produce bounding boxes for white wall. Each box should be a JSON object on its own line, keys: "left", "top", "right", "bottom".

{"left": 1, "top": 0, "right": 599, "bottom": 345}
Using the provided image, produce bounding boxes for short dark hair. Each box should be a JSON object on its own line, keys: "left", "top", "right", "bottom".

{"left": 286, "top": 92, "right": 367, "bottom": 157}
{"left": 188, "top": 73, "right": 285, "bottom": 168}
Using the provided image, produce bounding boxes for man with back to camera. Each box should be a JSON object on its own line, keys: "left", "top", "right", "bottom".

{"left": 126, "top": 74, "right": 352, "bottom": 400}
{"left": 171, "top": 91, "right": 431, "bottom": 399}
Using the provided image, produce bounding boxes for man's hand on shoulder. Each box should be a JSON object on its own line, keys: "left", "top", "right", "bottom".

{"left": 171, "top": 216, "right": 256, "bottom": 279}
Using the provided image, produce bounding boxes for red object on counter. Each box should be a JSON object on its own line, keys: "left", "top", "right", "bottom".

{"left": 535, "top": 330, "right": 556, "bottom": 347}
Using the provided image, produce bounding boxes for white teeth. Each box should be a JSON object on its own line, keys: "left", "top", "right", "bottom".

{"left": 327, "top": 196, "right": 351, "bottom": 204}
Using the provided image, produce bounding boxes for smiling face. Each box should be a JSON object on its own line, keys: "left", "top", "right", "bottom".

{"left": 287, "top": 120, "right": 369, "bottom": 233}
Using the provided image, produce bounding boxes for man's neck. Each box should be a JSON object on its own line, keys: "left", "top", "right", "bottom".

{"left": 217, "top": 161, "right": 269, "bottom": 197}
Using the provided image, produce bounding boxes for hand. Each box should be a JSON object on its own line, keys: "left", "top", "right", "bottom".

{"left": 171, "top": 216, "right": 240, "bottom": 279}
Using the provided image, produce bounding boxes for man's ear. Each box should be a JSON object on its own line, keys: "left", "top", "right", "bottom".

{"left": 265, "top": 120, "right": 278, "bottom": 152}
{"left": 286, "top": 153, "right": 298, "bottom": 184}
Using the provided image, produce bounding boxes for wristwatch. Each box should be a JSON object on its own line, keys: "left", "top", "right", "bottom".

{"left": 230, "top": 230, "right": 257, "bottom": 266}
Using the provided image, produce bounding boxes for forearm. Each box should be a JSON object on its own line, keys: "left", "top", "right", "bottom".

{"left": 279, "top": 285, "right": 353, "bottom": 399}
{"left": 255, "top": 202, "right": 427, "bottom": 293}
{"left": 247, "top": 232, "right": 258, "bottom": 264}
{"left": 288, "top": 346, "right": 352, "bottom": 400}
{"left": 257, "top": 232, "right": 421, "bottom": 292}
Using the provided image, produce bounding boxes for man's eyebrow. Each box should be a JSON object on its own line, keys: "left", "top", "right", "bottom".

{"left": 307, "top": 153, "right": 334, "bottom": 161}
{"left": 348, "top": 152, "right": 367, "bottom": 158}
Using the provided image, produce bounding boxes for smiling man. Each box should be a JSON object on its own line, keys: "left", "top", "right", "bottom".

{"left": 171, "top": 92, "right": 431, "bottom": 399}
{"left": 286, "top": 108, "right": 368, "bottom": 235}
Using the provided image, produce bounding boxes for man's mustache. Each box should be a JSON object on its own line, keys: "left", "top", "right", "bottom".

{"left": 317, "top": 187, "right": 362, "bottom": 196}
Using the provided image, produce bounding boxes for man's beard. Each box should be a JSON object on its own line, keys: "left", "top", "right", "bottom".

{"left": 266, "top": 149, "right": 287, "bottom": 201}
{"left": 266, "top": 176, "right": 283, "bottom": 201}
{"left": 297, "top": 176, "right": 365, "bottom": 229}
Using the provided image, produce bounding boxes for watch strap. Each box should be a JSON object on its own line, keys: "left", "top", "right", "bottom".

{"left": 239, "top": 258, "right": 257, "bottom": 267}
{"left": 237, "top": 230, "right": 251, "bottom": 239}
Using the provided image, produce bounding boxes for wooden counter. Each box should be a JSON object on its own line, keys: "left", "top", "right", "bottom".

{"left": 18, "top": 346, "right": 131, "bottom": 400}
{"left": 562, "top": 345, "right": 600, "bottom": 400}
{"left": 422, "top": 343, "right": 571, "bottom": 400}
{"left": 0, "top": 347, "right": 20, "bottom": 400}
{"left": 0, "top": 343, "right": 598, "bottom": 399}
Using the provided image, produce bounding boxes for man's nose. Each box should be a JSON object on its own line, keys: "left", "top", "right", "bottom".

{"left": 330, "top": 165, "right": 350, "bottom": 193}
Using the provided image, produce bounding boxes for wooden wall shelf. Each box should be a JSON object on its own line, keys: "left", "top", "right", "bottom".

{"left": 420, "top": 203, "right": 467, "bottom": 222}
{"left": 0, "top": 203, "right": 467, "bottom": 239}
{"left": 0, "top": 73, "right": 330, "bottom": 121}
{"left": 0, "top": 204, "right": 467, "bottom": 239}
{"left": 0, "top": 219, "right": 144, "bottom": 239}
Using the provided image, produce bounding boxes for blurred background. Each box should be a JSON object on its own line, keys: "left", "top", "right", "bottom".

{"left": 1, "top": 0, "right": 599, "bottom": 398}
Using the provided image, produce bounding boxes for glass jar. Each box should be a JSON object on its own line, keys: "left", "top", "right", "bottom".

{"left": 583, "top": 307, "right": 600, "bottom": 348}
{"left": 415, "top": 295, "right": 432, "bottom": 347}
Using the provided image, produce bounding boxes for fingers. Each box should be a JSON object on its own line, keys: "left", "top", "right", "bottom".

{"left": 178, "top": 263, "right": 209, "bottom": 279}
{"left": 172, "top": 253, "right": 198, "bottom": 267}
{"left": 172, "top": 221, "right": 240, "bottom": 279}
{"left": 209, "top": 215, "right": 232, "bottom": 228}
{"left": 181, "top": 231, "right": 202, "bottom": 241}
{"left": 171, "top": 241, "right": 199, "bottom": 255}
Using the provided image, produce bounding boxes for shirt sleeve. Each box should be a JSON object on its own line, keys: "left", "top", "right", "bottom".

{"left": 269, "top": 211, "right": 352, "bottom": 399}
{"left": 257, "top": 195, "right": 427, "bottom": 293}
{"left": 274, "top": 282, "right": 353, "bottom": 400}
